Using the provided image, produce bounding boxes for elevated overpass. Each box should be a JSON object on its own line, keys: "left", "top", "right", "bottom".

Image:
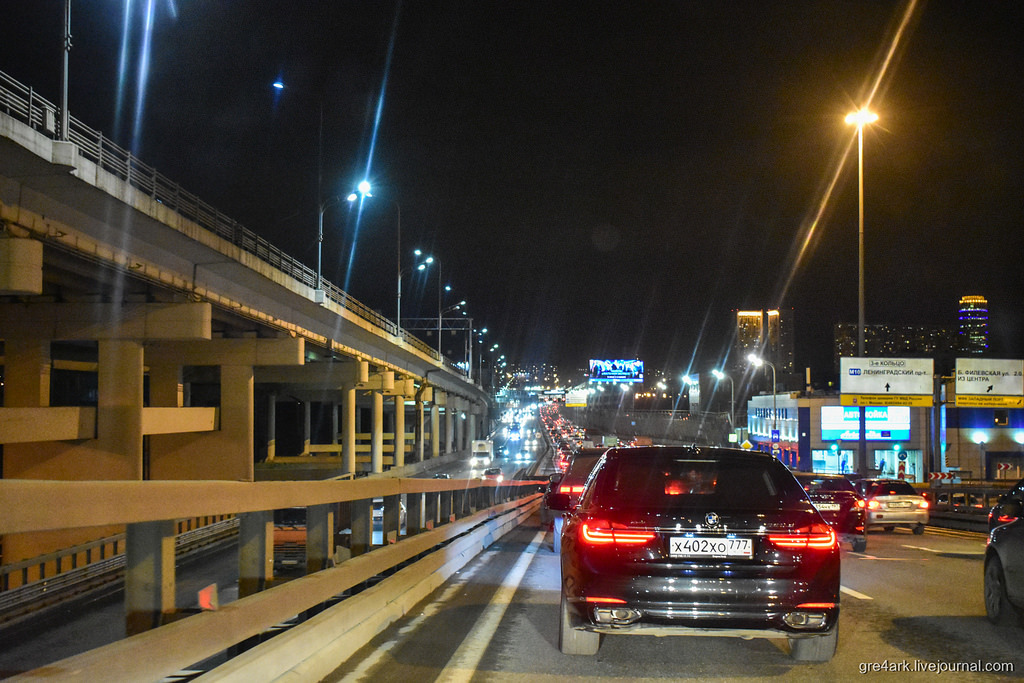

{"left": 0, "top": 67, "right": 505, "bottom": 666}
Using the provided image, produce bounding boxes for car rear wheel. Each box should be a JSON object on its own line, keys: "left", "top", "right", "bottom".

{"left": 984, "top": 556, "right": 1021, "bottom": 626}
{"left": 789, "top": 624, "right": 838, "bottom": 662}
{"left": 559, "top": 591, "right": 600, "bottom": 655}
{"left": 883, "top": 525, "right": 895, "bottom": 532}
{"left": 912, "top": 523, "right": 925, "bottom": 535}
{"left": 852, "top": 537, "right": 867, "bottom": 553}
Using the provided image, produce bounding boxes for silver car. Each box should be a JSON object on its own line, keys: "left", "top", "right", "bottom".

{"left": 856, "top": 479, "right": 929, "bottom": 534}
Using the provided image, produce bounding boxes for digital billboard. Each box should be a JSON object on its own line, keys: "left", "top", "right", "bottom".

{"left": 589, "top": 359, "right": 644, "bottom": 384}
{"left": 820, "top": 406, "right": 910, "bottom": 441}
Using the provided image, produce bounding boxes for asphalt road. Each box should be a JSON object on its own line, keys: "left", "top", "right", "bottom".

{"left": 322, "top": 522, "right": 1024, "bottom": 682}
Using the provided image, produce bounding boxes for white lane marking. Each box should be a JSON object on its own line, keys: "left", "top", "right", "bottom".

{"left": 437, "top": 530, "right": 546, "bottom": 683}
{"left": 902, "top": 544, "right": 941, "bottom": 553}
{"left": 337, "top": 554, "right": 492, "bottom": 682}
{"left": 841, "top": 585, "right": 874, "bottom": 601}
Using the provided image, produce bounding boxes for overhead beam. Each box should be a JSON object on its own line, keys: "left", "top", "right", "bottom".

{"left": 0, "top": 303, "right": 211, "bottom": 340}
{"left": 146, "top": 337, "right": 304, "bottom": 366}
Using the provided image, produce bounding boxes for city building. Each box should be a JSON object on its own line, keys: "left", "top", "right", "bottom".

{"left": 958, "top": 295, "right": 989, "bottom": 355}
{"left": 733, "top": 308, "right": 794, "bottom": 374}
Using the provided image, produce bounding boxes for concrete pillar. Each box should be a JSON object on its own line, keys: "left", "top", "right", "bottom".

{"left": 266, "top": 393, "right": 277, "bottom": 461}
{"left": 125, "top": 520, "right": 176, "bottom": 635}
{"left": 3, "top": 338, "right": 51, "bottom": 407}
{"left": 406, "top": 492, "right": 424, "bottom": 535}
{"left": 331, "top": 400, "right": 339, "bottom": 447}
{"left": 467, "top": 405, "right": 478, "bottom": 445}
{"left": 445, "top": 398, "right": 454, "bottom": 455}
{"left": 350, "top": 499, "right": 372, "bottom": 557}
{"left": 238, "top": 511, "right": 272, "bottom": 597}
{"left": 430, "top": 403, "right": 441, "bottom": 460}
{"left": 306, "top": 504, "right": 334, "bottom": 573}
{"left": 415, "top": 398, "right": 426, "bottom": 463}
{"left": 148, "top": 363, "right": 182, "bottom": 408}
{"left": 342, "top": 387, "right": 357, "bottom": 474}
{"left": 371, "top": 391, "right": 384, "bottom": 473}
{"left": 98, "top": 340, "right": 145, "bottom": 479}
{"left": 393, "top": 395, "right": 406, "bottom": 468}
{"left": 302, "top": 400, "right": 311, "bottom": 455}
{"left": 453, "top": 399, "right": 464, "bottom": 452}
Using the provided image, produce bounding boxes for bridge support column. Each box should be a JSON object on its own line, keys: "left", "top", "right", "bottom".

{"left": 414, "top": 396, "right": 426, "bottom": 463}
{"left": 393, "top": 395, "right": 406, "bottom": 468}
{"left": 125, "top": 519, "right": 176, "bottom": 635}
{"left": 350, "top": 499, "right": 372, "bottom": 556}
{"left": 306, "top": 504, "right": 335, "bottom": 573}
{"left": 238, "top": 510, "right": 272, "bottom": 597}
{"left": 406, "top": 492, "right": 424, "bottom": 534}
{"left": 342, "top": 387, "right": 357, "bottom": 474}
{"left": 371, "top": 391, "right": 384, "bottom": 473}
{"left": 430, "top": 402, "right": 441, "bottom": 460}
{"left": 467, "top": 404, "right": 478, "bottom": 445}
{"left": 266, "top": 393, "right": 277, "bottom": 461}
{"left": 302, "top": 400, "right": 312, "bottom": 455}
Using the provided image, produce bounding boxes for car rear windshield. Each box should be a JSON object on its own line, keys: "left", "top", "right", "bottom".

{"left": 565, "top": 454, "right": 602, "bottom": 479}
{"left": 869, "top": 481, "right": 919, "bottom": 497}
{"left": 798, "top": 476, "right": 857, "bottom": 493}
{"left": 590, "top": 455, "right": 804, "bottom": 509}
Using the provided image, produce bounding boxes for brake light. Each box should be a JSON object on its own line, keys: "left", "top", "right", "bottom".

{"left": 797, "top": 602, "right": 836, "bottom": 609}
{"left": 559, "top": 485, "right": 584, "bottom": 494}
{"left": 580, "top": 520, "right": 656, "bottom": 546}
{"left": 867, "top": 500, "right": 881, "bottom": 510}
{"left": 854, "top": 499, "right": 866, "bottom": 509}
{"left": 918, "top": 500, "right": 929, "bottom": 509}
{"left": 585, "top": 596, "right": 627, "bottom": 604}
{"left": 767, "top": 524, "right": 837, "bottom": 550}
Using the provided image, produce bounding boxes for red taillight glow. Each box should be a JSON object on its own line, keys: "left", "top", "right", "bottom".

{"left": 767, "top": 524, "right": 837, "bottom": 550}
{"left": 797, "top": 602, "right": 836, "bottom": 609}
{"left": 918, "top": 500, "right": 929, "bottom": 509}
{"left": 867, "top": 500, "right": 881, "bottom": 510}
{"left": 997, "top": 514, "right": 1019, "bottom": 524}
{"left": 854, "top": 499, "right": 866, "bottom": 509}
{"left": 559, "top": 485, "right": 585, "bottom": 494}
{"left": 585, "top": 596, "right": 627, "bottom": 604}
{"left": 580, "top": 520, "right": 656, "bottom": 546}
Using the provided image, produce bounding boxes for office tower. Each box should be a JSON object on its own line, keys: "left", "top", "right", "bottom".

{"left": 958, "top": 295, "right": 988, "bottom": 355}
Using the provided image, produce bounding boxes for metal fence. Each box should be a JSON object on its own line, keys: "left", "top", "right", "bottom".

{"left": 0, "top": 69, "right": 463, "bottom": 372}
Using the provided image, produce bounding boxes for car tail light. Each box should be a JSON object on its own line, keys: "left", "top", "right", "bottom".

{"left": 585, "top": 596, "right": 627, "bottom": 604}
{"left": 996, "top": 513, "right": 1019, "bottom": 524}
{"left": 854, "top": 499, "right": 866, "bottom": 509}
{"left": 918, "top": 500, "right": 929, "bottom": 509}
{"left": 867, "top": 500, "right": 880, "bottom": 510}
{"left": 767, "top": 524, "right": 837, "bottom": 550}
{"left": 580, "top": 520, "right": 656, "bottom": 547}
{"left": 559, "top": 485, "right": 584, "bottom": 494}
{"left": 796, "top": 602, "right": 836, "bottom": 609}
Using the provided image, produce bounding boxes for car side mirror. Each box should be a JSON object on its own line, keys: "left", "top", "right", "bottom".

{"left": 546, "top": 492, "right": 572, "bottom": 512}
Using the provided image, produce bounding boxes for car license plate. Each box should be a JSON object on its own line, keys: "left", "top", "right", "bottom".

{"left": 670, "top": 536, "right": 752, "bottom": 558}
{"left": 815, "top": 503, "right": 841, "bottom": 511}
{"left": 887, "top": 502, "right": 911, "bottom": 509}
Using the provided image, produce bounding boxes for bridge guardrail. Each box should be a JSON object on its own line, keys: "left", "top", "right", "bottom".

{"left": 1, "top": 69, "right": 459, "bottom": 372}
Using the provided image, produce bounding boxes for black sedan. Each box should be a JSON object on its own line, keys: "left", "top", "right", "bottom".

{"left": 985, "top": 476, "right": 1024, "bottom": 626}
{"left": 548, "top": 446, "right": 840, "bottom": 661}
{"left": 794, "top": 472, "right": 868, "bottom": 552}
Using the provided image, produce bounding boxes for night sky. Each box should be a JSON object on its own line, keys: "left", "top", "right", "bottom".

{"left": 3, "top": 1, "right": 1022, "bottom": 381}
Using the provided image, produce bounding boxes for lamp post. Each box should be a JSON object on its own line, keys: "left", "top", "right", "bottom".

{"left": 846, "top": 108, "right": 878, "bottom": 474}
{"left": 315, "top": 193, "right": 358, "bottom": 296}
{"left": 350, "top": 181, "right": 407, "bottom": 326}
{"left": 438, "top": 297, "right": 466, "bottom": 357}
{"left": 712, "top": 369, "right": 735, "bottom": 430}
{"left": 748, "top": 354, "right": 777, "bottom": 452}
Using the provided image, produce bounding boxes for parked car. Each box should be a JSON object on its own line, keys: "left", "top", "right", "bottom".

{"left": 548, "top": 446, "right": 840, "bottom": 660}
{"left": 794, "top": 472, "right": 868, "bottom": 552}
{"left": 984, "top": 477, "right": 1024, "bottom": 626}
{"left": 855, "top": 478, "right": 929, "bottom": 534}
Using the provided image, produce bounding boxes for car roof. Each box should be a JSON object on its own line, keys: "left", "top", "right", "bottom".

{"left": 603, "top": 445, "right": 781, "bottom": 462}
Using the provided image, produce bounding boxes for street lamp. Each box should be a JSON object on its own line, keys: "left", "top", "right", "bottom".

{"left": 315, "top": 193, "right": 359, "bottom": 297}
{"left": 351, "top": 181, "right": 405, "bottom": 326}
{"left": 712, "top": 369, "right": 735, "bottom": 430}
{"left": 846, "top": 107, "right": 878, "bottom": 474}
{"left": 748, "top": 354, "right": 777, "bottom": 451}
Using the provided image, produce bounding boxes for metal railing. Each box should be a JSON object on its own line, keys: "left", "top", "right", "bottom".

{"left": 0, "top": 69, "right": 461, "bottom": 370}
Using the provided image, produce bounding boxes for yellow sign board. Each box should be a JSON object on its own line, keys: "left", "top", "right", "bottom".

{"left": 840, "top": 393, "right": 933, "bottom": 407}
{"left": 955, "top": 394, "right": 1024, "bottom": 408}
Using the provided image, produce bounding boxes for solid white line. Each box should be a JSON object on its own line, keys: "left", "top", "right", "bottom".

{"left": 902, "top": 544, "right": 940, "bottom": 553}
{"left": 437, "top": 530, "right": 546, "bottom": 683}
{"left": 840, "top": 585, "right": 874, "bottom": 601}
{"left": 336, "top": 556, "right": 491, "bottom": 682}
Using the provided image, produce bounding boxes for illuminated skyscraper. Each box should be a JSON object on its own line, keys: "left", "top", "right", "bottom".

{"left": 958, "top": 295, "right": 988, "bottom": 354}
{"left": 734, "top": 309, "right": 794, "bottom": 373}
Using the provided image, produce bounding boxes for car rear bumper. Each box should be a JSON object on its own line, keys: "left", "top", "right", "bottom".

{"left": 866, "top": 510, "right": 928, "bottom": 526}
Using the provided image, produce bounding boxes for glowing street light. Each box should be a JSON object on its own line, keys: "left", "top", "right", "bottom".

{"left": 748, "top": 354, "right": 778, "bottom": 450}
{"left": 846, "top": 107, "right": 878, "bottom": 474}
{"left": 712, "top": 369, "right": 735, "bottom": 430}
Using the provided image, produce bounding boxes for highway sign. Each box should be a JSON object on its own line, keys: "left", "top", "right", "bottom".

{"left": 954, "top": 358, "right": 1024, "bottom": 407}
{"left": 840, "top": 357, "right": 933, "bottom": 407}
